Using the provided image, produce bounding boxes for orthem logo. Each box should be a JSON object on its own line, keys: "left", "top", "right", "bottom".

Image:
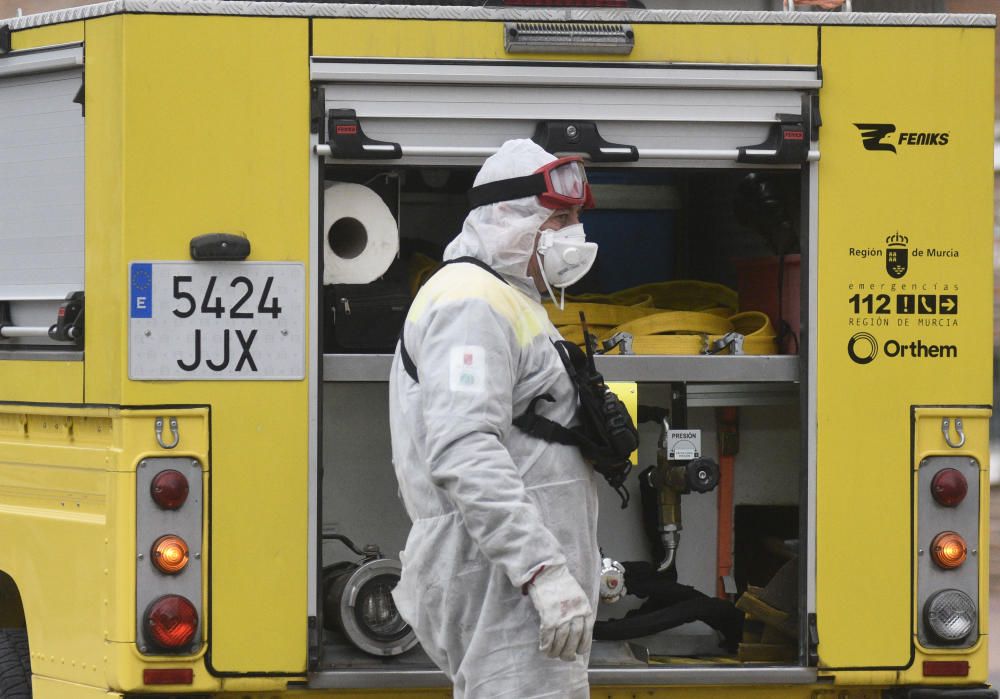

{"left": 847, "top": 332, "right": 879, "bottom": 365}
{"left": 848, "top": 333, "right": 958, "bottom": 364}
{"left": 855, "top": 123, "right": 897, "bottom": 153}
{"left": 885, "top": 232, "right": 909, "bottom": 279}
{"left": 854, "top": 123, "right": 950, "bottom": 153}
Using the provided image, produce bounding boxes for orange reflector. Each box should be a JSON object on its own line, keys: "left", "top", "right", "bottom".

{"left": 931, "top": 531, "right": 968, "bottom": 569}
{"left": 151, "top": 535, "right": 190, "bottom": 574}
{"left": 923, "top": 660, "right": 969, "bottom": 677}
{"left": 143, "top": 668, "right": 194, "bottom": 685}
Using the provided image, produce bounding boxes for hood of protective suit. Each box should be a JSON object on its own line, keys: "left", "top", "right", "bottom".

{"left": 443, "top": 139, "right": 556, "bottom": 300}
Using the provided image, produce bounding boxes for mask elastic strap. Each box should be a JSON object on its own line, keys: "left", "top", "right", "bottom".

{"left": 536, "top": 250, "right": 565, "bottom": 311}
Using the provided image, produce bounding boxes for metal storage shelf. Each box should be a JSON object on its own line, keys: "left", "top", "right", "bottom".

{"left": 323, "top": 353, "right": 800, "bottom": 384}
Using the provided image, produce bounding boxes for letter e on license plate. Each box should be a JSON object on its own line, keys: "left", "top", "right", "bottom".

{"left": 128, "top": 262, "right": 305, "bottom": 380}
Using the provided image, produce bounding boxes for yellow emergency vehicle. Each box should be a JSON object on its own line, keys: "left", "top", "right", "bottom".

{"left": 0, "top": 1, "right": 994, "bottom": 697}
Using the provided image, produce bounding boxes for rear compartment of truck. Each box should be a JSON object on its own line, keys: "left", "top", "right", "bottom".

{"left": 311, "top": 58, "right": 816, "bottom": 688}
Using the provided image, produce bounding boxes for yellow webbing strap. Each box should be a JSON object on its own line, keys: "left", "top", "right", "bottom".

{"left": 729, "top": 311, "right": 773, "bottom": 337}
{"left": 610, "top": 311, "right": 733, "bottom": 339}
{"left": 609, "top": 280, "right": 739, "bottom": 313}
{"left": 544, "top": 301, "right": 655, "bottom": 328}
{"left": 600, "top": 309, "right": 778, "bottom": 356}
{"left": 569, "top": 292, "right": 655, "bottom": 308}
{"left": 727, "top": 311, "right": 778, "bottom": 355}
{"left": 544, "top": 280, "right": 777, "bottom": 355}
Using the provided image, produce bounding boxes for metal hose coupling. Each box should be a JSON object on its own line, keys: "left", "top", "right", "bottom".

{"left": 599, "top": 557, "right": 627, "bottom": 603}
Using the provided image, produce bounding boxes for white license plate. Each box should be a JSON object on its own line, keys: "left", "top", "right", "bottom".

{"left": 128, "top": 262, "right": 305, "bottom": 380}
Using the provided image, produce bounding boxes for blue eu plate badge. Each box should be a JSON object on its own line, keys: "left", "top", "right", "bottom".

{"left": 131, "top": 263, "right": 153, "bottom": 318}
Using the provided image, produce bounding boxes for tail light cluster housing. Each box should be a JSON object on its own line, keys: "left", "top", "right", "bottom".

{"left": 917, "top": 455, "right": 980, "bottom": 649}
{"left": 136, "top": 457, "right": 203, "bottom": 654}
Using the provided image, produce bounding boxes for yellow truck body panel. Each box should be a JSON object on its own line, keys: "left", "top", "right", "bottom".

{"left": 816, "top": 25, "right": 994, "bottom": 670}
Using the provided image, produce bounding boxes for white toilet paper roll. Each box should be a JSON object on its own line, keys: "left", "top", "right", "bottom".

{"left": 323, "top": 182, "right": 399, "bottom": 285}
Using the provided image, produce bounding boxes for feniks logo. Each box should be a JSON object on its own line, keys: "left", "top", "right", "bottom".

{"left": 855, "top": 124, "right": 897, "bottom": 153}
{"left": 854, "top": 123, "right": 950, "bottom": 153}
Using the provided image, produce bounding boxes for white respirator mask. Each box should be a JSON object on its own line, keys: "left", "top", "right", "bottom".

{"left": 535, "top": 223, "right": 598, "bottom": 310}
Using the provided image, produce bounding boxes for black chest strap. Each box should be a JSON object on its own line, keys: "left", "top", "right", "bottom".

{"left": 398, "top": 257, "right": 508, "bottom": 384}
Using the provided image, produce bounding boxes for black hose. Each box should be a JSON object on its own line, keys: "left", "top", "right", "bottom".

{"left": 594, "top": 596, "right": 743, "bottom": 651}
{"left": 593, "top": 562, "right": 743, "bottom": 650}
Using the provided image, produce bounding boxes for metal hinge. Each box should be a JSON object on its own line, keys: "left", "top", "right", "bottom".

{"left": 307, "top": 615, "right": 322, "bottom": 668}
{"left": 311, "top": 86, "right": 325, "bottom": 135}
{"left": 807, "top": 612, "right": 819, "bottom": 665}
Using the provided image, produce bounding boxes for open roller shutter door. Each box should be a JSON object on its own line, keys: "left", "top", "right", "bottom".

{"left": 312, "top": 61, "right": 820, "bottom": 166}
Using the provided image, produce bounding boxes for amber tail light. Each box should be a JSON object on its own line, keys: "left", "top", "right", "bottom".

{"left": 930, "top": 531, "right": 968, "bottom": 570}
{"left": 151, "top": 535, "right": 190, "bottom": 575}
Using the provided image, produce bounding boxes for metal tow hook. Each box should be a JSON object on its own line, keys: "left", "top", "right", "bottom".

{"left": 155, "top": 416, "right": 180, "bottom": 449}
{"left": 941, "top": 417, "right": 966, "bottom": 449}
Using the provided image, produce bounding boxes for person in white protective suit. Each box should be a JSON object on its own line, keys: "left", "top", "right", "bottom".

{"left": 389, "top": 139, "right": 602, "bottom": 699}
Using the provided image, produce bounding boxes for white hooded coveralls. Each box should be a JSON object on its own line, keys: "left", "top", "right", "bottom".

{"left": 389, "top": 140, "right": 600, "bottom": 698}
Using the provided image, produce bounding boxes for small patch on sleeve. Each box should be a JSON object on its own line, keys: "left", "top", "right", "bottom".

{"left": 449, "top": 345, "right": 486, "bottom": 393}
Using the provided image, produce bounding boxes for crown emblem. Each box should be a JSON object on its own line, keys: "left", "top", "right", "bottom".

{"left": 886, "top": 232, "right": 908, "bottom": 247}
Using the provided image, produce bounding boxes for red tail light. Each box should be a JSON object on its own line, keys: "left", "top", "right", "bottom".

{"left": 930, "top": 468, "right": 968, "bottom": 507}
{"left": 145, "top": 595, "right": 198, "bottom": 650}
{"left": 150, "top": 470, "right": 190, "bottom": 510}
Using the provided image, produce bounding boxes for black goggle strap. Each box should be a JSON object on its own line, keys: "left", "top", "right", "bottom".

{"left": 467, "top": 172, "right": 548, "bottom": 209}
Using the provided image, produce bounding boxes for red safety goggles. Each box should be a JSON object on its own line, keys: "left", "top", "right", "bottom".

{"left": 468, "top": 155, "right": 595, "bottom": 211}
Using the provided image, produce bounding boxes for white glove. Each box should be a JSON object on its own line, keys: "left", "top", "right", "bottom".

{"left": 526, "top": 565, "right": 595, "bottom": 661}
